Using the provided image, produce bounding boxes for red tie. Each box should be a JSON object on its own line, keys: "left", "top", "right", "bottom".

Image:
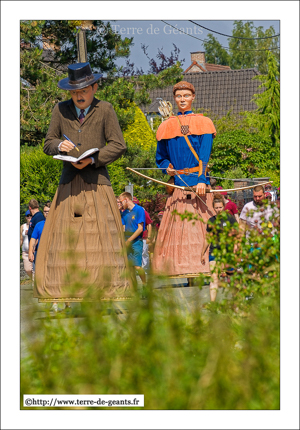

{"left": 79, "top": 109, "right": 85, "bottom": 124}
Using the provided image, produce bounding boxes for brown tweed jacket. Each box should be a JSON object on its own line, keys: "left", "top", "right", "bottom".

{"left": 44, "top": 98, "right": 127, "bottom": 185}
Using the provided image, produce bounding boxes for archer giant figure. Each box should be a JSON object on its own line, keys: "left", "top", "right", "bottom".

{"left": 152, "top": 81, "right": 217, "bottom": 277}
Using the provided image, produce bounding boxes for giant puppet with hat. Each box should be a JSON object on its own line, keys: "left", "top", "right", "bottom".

{"left": 151, "top": 80, "right": 217, "bottom": 278}
{"left": 34, "top": 62, "right": 131, "bottom": 303}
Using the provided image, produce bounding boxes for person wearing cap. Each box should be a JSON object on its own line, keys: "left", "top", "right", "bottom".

{"left": 215, "top": 186, "right": 240, "bottom": 224}
{"left": 20, "top": 210, "right": 33, "bottom": 278}
{"left": 265, "top": 192, "right": 272, "bottom": 202}
{"left": 34, "top": 62, "right": 129, "bottom": 302}
{"left": 153, "top": 80, "right": 216, "bottom": 276}
{"left": 264, "top": 183, "right": 277, "bottom": 202}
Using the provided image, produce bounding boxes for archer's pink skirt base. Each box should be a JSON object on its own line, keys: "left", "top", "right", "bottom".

{"left": 152, "top": 188, "right": 215, "bottom": 276}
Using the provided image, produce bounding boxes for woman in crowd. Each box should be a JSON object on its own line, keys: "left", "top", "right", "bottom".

{"left": 201, "top": 194, "right": 238, "bottom": 301}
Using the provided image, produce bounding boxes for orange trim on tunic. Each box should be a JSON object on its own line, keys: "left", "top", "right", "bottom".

{"left": 156, "top": 113, "right": 217, "bottom": 141}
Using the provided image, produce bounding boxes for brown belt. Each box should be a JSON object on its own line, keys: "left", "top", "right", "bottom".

{"left": 176, "top": 166, "right": 201, "bottom": 175}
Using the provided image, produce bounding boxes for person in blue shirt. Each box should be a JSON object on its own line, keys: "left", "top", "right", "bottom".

{"left": 28, "top": 199, "right": 45, "bottom": 243}
{"left": 119, "top": 192, "right": 146, "bottom": 285}
{"left": 29, "top": 204, "right": 50, "bottom": 268}
{"left": 152, "top": 81, "right": 217, "bottom": 278}
{"left": 29, "top": 203, "right": 70, "bottom": 312}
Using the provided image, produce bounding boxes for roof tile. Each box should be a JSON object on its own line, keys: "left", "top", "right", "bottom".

{"left": 140, "top": 68, "right": 263, "bottom": 117}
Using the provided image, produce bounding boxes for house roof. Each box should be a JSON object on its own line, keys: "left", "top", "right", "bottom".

{"left": 184, "top": 61, "right": 231, "bottom": 73}
{"left": 140, "top": 68, "right": 264, "bottom": 117}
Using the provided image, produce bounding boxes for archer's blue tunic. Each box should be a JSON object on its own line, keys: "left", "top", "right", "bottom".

{"left": 156, "top": 111, "right": 213, "bottom": 187}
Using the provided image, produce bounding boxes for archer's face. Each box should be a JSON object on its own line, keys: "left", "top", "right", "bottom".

{"left": 69, "top": 84, "right": 98, "bottom": 110}
{"left": 174, "top": 89, "right": 195, "bottom": 113}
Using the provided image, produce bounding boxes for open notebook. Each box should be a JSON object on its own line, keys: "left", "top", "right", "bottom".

{"left": 53, "top": 148, "right": 99, "bottom": 163}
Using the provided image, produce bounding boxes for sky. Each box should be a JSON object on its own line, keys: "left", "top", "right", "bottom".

{"left": 104, "top": 19, "right": 280, "bottom": 72}
{"left": 1, "top": 2, "right": 299, "bottom": 430}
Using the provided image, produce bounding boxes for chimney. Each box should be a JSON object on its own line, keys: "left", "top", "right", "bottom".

{"left": 191, "top": 51, "right": 206, "bottom": 64}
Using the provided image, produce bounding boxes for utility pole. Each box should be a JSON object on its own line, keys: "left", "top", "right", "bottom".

{"left": 76, "top": 21, "right": 94, "bottom": 63}
{"left": 77, "top": 29, "right": 87, "bottom": 63}
{"left": 125, "top": 182, "right": 134, "bottom": 198}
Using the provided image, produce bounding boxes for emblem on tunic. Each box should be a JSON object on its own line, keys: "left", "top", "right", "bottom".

{"left": 181, "top": 125, "right": 189, "bottom": 135}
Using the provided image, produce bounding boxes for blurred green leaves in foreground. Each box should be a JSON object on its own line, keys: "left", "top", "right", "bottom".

{"left": 21, "top": 206, "right": 279, "bottom": 410}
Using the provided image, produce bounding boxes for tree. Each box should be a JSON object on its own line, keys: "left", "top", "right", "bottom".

{"left": 141, "top": 43, "right": 185, "bottom": 74}
{"left": 202, "top": 21, "right": 280, "bottom": 74}
{"left": 254, "top": 26, "right": 280, "bottom": 75}
{"left": 228, "top": 21, "right": 280, "bottom": 73}
{"left": 210, "top": 129, "right": 279, "bottom": 178}
{"left": 228, "top": 21, "right": 256, "bottom": 70}
{"left": 203, "top": 34, "right": 230, "bottom": 66}
{"left": 247, "top": 51, "right": 280, "bottom": 148}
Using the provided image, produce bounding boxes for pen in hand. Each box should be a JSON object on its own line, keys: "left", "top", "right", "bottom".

{"left": 63, "top": 134, "right": 80, "bottom": 152}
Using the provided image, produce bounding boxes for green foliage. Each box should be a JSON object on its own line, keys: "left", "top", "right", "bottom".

{"left": 106, "top": 156, "right": 129, "bottom": 197}
{"left": 229, "top": 21, "right": 257, "bottom": 70}
{"left": 203, "top": 33, "right": 230, "bottom": 66}
{"left": 210, "top": 129, "right": 279, "bottom": 178}
{"left": 123, "top": 106, "right": 156, "bottom": 150}
{"left": 220, "top": 166, "right": 246, "bottom": 190}
{"left": 108, "top": 144, "right": 166, "bottom": 200}
{"left": 246, "top": 51, "right": 280, "bottom": 148}
{"left": 20, "top": 143, "right": 62, "bottom": 207}
{"left": 21, "top": 209, "right": 280, "bottom": 410}
{"left": 97, "top": 80, "right": 137, "bottom": 131}
{"left": 203, "top": 21, "right": 279, "bottom": 74}
{"left": 254, "top": 167, "right": 280, "bottom": 188}
{"left": 195, "top": 108, "right": 256, "bottom": 135}
{"left": 229, "top": 21, "right": 279, "bottom": 73}
{"left": 254, "top": 27, "right": 280, "bottom": 75}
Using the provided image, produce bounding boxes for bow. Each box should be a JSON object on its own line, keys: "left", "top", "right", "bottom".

{"left": 126, "top": 167, "right": 273, "bottom": 193}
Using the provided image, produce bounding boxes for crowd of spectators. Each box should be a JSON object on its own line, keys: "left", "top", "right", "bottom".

{"left": 204, "top": 182, "right": 279, "bottom": 302}
{"left": 22, "top": 181, "right": 279, "bottom": 306}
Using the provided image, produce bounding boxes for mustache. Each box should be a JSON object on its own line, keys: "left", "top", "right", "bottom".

{"left": 77, "top": 99, "right": 85, "bottom": 102}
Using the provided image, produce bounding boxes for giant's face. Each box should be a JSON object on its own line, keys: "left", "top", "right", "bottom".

{"left": 69, "top": 84, "right": 98, "bottom": 110}
{"left": 174, "top": 89, "right": 195, "bottom": 113}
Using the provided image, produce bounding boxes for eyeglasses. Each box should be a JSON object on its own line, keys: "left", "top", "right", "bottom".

{"left": 43, "top": 210, "right": 50, "bottom": 214}
{"left": 26, "top": 215, "right": 32, "bottom": 217}
{"left": 175, "top": 94, "right": 193, "bottom": 100}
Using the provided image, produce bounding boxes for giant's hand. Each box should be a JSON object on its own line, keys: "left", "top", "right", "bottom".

{"left": 71, "top": 158, "right": 93, "bottom": 170}
{"left": 59, "top": 139, "right": 76, "bottom": 152}
{"left": 166, "top": 163, "right": 176, "bottom": 176}
{"left": 196, "top": 182, "right": 206, "bottom": 196}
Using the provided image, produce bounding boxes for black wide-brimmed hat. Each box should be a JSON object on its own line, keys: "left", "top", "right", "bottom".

{"left": 57, "top": 62, "right": 102, "bottom": 90}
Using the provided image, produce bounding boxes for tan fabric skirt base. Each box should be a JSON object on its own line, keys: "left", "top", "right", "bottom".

{"left": 152, "top": 188, "right": 215, "bottom": 276}
{"left": 34, "top": 175, "right": 131, "bottom": 300}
